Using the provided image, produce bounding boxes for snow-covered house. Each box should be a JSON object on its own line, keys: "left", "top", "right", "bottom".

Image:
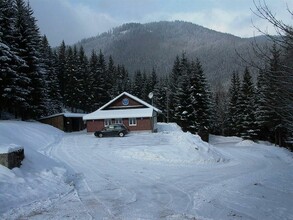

{"left": 83, "top": 92, "right": 162, "bottom": 132}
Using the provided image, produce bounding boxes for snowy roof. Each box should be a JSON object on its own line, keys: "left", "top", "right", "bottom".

{"left": 83, "top": 108, "right": 155, "bottom": 120}
{"left": 83, "top": 92, "right": 162, "bottom": 121}
{"left": 99, "top": 92, "right": 162, "bottom": 113}
{"left": 39, "top": 113, "right": 86, "bottom": 120}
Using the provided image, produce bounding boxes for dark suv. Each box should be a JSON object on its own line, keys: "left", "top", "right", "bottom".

{"left": 94, "top": 124, "right": 128, "bottom": 138}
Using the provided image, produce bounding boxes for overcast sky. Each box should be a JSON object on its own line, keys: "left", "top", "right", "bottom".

{"left": 28, "top": 0, "right": 293, "bottom": 47}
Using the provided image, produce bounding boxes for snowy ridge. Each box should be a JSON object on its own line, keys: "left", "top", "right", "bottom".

{"left": 117, "top": 127, "right": 227, "bottom": 165}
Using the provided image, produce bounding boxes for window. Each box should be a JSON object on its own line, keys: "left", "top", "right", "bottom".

{"left": 115, "top": 118, "right": 122, "bottom": 124}
{"left": 104, "top": 119, "right": 112, "bottom": 126}
{"left": 129, "top": 118, "right": 137, "bottom": 126}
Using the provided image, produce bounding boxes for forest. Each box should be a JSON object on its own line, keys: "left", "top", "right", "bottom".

{"left": 0, "top": 0, "right": 292, "bottom": 149}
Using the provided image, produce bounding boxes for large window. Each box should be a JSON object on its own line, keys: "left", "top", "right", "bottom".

{"left": 104, "top": 119, "right": 112, "bottom": 126}
{"left": 129, "top": 118, "right": 137, "bottom": 126}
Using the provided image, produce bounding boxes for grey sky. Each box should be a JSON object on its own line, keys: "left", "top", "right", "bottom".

{"left": 28, "top": 0, "right": 293, "bottom": 47}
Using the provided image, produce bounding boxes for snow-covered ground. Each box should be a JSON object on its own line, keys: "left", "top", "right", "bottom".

{"left": 0, "top": 121, "right": 293, "bottom": 219}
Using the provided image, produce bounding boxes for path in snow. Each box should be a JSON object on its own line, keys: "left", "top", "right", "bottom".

{"left": 41, "top": 128, "right": 293, "bottom": 219}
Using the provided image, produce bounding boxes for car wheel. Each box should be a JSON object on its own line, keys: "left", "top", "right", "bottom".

{"left": 98, "top": 133, "right": 103, "bottom": 138}
{"left": 118, "top": 132, "right": 124, "bottom": 137}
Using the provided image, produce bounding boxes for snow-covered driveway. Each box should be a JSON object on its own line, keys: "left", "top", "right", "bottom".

{"left": 1, "top": 122, "right": 293, "bottom": 219}
{"left": 46, "top": 125, "right": 293, "bottom": 219}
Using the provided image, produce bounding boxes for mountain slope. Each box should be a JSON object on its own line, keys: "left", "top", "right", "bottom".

{"left": 77, "top": 21, "right": 269, "bottom": 87}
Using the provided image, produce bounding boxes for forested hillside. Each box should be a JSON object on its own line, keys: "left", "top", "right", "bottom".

{"left": 77, "top": 21, "right": 269, "bottom": 87}
{"left": 1, "top": 0, "right": 292, "bottom": 148}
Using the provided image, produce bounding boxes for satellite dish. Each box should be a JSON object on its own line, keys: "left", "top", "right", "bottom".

{"left": 148, "top": 92, "right": 154, "bottom": 99}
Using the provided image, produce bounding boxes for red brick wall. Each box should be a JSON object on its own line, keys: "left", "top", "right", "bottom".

{"left": 127, "top": 118, "right": 152, "bottom": 131}
{"left": 86, "top": 117, "right": 153, "bottom": 132}
{"left": 86, "top": 120, "right": 104, "bottom": 132}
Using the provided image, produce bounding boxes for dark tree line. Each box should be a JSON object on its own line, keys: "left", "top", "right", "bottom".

{"left": 209, "top": 1, "right": 293, "bottom": 148}
{"left": 0, "top": 0, "right": 62, "bottom": 119}
{"left": 0, "top": 0, "right": 159, "bottom": 119}
{"left": 210, "top": 43, "right": 292, "bottom": 148}
{"left": 253, "top": 0, "right": 293, "bottom": 147}
{"left": 56, "top": 43, "right": 159, "bottom": 113}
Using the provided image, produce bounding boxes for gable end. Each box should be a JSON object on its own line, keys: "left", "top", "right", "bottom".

{"left": 104, "top": 94, "right": 148, "bottom": 110}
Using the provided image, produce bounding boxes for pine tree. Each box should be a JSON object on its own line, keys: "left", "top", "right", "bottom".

{"left": 132, "top": 70, "right": 143, "bottom": 98}
{"left": 40, "top": 35, "right": 62, "bottom": 115}
{"left": 107, "top": 55, "right": 116, "bottom": 98}
{"left": 141, "top": 68, "right": 158, "bottom": 105}
{"left": 252, "top": 2, "right": 293, "bottom": 147}
{"left": 189, "top": 59, "right": 210, "bottom": 133}
{"left": 168, "top": 55, "right": 181, "bottom": 122}
{"left": 57, "top": 40, "right": 66, "bottom": 101}
{"left": 172, "top": 53, "right": 189, "bottom": 123}
{"left": 226, "top": 71, "right": 241, "bottom": 136}
{"left": 174, "top": 69, "right": 192, "bottom": 131}
{"left": 14, "top": 0, "right": 46, "bottom": 119}
{"left": 121, "top": 66, "right": 131, "bottom": 93}
{"left": 0, "top": 0, "right": 24, "bottom": 116}
{"left": 237, "top": 67, "right": 257, "bottom": 139}
{"left": 255, "top": 44, "right": 283, "bottom": 143}
{"left": 154, "top": 76, "right": 168, "bottom": 121}
{"left": 141, "top": 71, "right": 149, "bottom": 101}
{"left": 280, "top": 39, "right": 293, "bottom": 144}
{"left": 210, "top": 87, "right": 228, "bottom": 135}
{"left": 88, "top": 50, "right": 99, "bottom": 111}
{"left": 77, "top": 46, "right": 89, "bottom": 112}
{"left": 94, "top": 50, "right": 110, "bottom": 108}
{"left": 114, "top": 65, "right": 131, "bottom": 94}
{"left": 64, "top": 46, "right": 77, "bottom": 110}
{"left": 149, "top": 67, "right": 158, "bottom": 92}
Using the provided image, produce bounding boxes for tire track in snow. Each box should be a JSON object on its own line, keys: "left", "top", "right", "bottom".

{"left": 89, "top": 150, "right": 175, "bottom": 218}
{"left": 136, "top": 168, "right": 193, "bottom": 214}
{"left": 191, "top": 144, "right": 292, "bottom": 220}
{"left": 51, "top": 133, "right": 194, "bottom": 219}
{"left": 90, "top": 135, "right": 194, "bottom": 218}
{"left": 48, "top": 134, "right": 116, "bottom": 219}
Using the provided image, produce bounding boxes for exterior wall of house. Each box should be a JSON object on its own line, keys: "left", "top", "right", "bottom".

{"left": 39, "top": 115, "right": 85, "bottom": 132}
{"left": 86, "top": 117, "right": 153, "bottom": 132}
{"left": 39, "top": 115, "right": 64, "bottom": 131}
{"left": 126, "top": 117, "right": 152, "bottom": 131}
{"left": 86, "top": 120, "right": 104, "bottom": 132}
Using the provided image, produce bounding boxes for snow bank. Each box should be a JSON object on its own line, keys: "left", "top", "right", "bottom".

{"left": 0, "top": 121, "right": 72, "bottom": 217}
{"left": 0, "top": 120, "right": 63, "bottom": 151}
{"left": 0, "top": 144, "right": 23, "bottom": 154}
{"left": 117, "top": 123, "right": 227, "bottom": 165}
{"left": 235, "top": 139, "right": 258, "bottom": 147}
{"left": 157, "top": 122, "right": 182, "bottom": 132}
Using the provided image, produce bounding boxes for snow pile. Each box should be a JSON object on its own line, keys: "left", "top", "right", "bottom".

{"left": 235, "top": 139, "right": 258, "bottom": 147}
{"left": 157, "top": 122, "right": 182, "bottom": 132}
{"left": 117, "top": 123, "right": 227, "bottom": 165}
{"left": 0, "top": 144, "right": 23, "bottom": 154}
{"left": 0, "top": 121, "right": 63, "bottom": 151}
{"left": 0, "top": 121, "right": 72, "bottom": 217}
